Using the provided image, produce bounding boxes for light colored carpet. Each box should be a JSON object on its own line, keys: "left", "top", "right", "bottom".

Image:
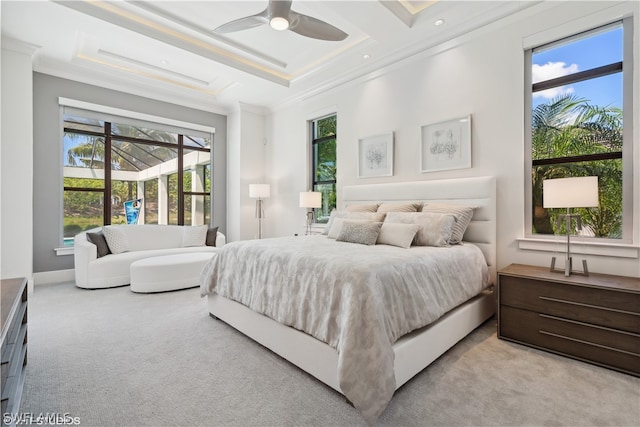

{"left": 20, "top": 282, "right": 640, "bottom": 426}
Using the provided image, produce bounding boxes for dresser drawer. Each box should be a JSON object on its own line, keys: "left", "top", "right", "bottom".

{"left": 500, "top": 276, "right": 640, "bottom": 333}
{"left": 500, "top": 306, "right": 640, "bottom": 376}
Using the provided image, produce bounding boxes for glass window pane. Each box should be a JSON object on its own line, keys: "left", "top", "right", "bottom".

{"left": 532, "top": 25, "right": 622, "bottom": 77}
{"left": 63, "top": 187, "right": 103, "bottom": 242}
{"left": 112, "top": 140, "right": 177, "bottom": 172}
{"left": 111, "top": 123, "right": 177, "bottom": 144}
{"left": 314, "top": 138, "right": 336, "bottom": 183}
{"left": 314, "top": 115, "right": 337, "bottom": 139}
{"left": 183, "top": 194, "right": 210, "bottom": 226}
{"left": 167, "top": 173, "right": 178, "bottom": 225}
{"left": 532, "top": 159, "right": 622, "bottom": 238}
{"left": 64, "top": 134, "right": 105, "bottom": 169}
{"left": 111, "top": 180, "right": 138, "bottom": 224}
{"left": 63, "top": 115, "right": 104, "bottom": 133}
{"left": 184, "top": 135, "right": 211, "bottom": 149}
{"left": 182, "top": 149, "right": 210, "bottom": 192}
{"left": 144, "top": 179, "right": 158, "bottom": 224}
{"left": 313, "top": 183, "right": 336, "bottom": 224}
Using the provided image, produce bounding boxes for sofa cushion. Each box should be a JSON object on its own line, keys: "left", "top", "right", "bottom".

{"left": 102, "top": 226, "right": 131, "bottom": 254}
{"left": 181, "top": 225, "right": 208, "bottom": 247}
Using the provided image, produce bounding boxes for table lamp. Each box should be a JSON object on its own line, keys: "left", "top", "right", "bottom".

{"left": 249, "top": 184, "right": 270, "bottom": 239}
{"left": 299, "top": 191, "right": 322, "bottom": 235}
{"left": 543, "top": 176, "right": 599, "bottom": 276}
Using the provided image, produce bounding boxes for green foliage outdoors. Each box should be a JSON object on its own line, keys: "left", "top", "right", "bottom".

{"left": 314, "top": 115, "right": 337, "bottom": 221}
{"left": 532, "top": 94, "right": 623, "bottom": 238}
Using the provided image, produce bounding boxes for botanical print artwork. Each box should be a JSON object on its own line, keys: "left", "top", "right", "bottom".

{"left": 429, "top": 128, "right": 461, "bottom": 160}
{"left": 366, "top": 141, "right": 388, "bottom": 170}
{"left": 358, "top": 132, "right": 394, "bottom": 178}
{"left": 420, "top": 116, "right": 471, "bottom": 173}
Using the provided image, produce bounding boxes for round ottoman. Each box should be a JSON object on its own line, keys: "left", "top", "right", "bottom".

{"left": 130, "top": 253, "right": 216, "bottom": 293}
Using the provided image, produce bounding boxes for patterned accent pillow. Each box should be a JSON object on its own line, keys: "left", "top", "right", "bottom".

{"left": 346, "top": 203, "right": 380, "bottom": 212}
{"left": 182, "top": 224, "right": 208, "bottom": 247}
{"left": 328, "top": 218, "right": 372, "bottom": 239}
{"left": 337, "top": 221, "right": 383, "bottom": 245}
{"left": 102, "top": 226, "right": 130, "bottom": 254}
{"left": 384, "top": 212, "right": 455, "bottom": 247}
{"left": 206, "top": 226, "right": 219, "bottom": 247}
{"left": 376, "top": 222, "right": 421, "bottom": 249}
{"left": 422, "top": 203, "right": 476, "bottom": 244}
{"left": 377, "top": 202, "right": 422, "bottom": 213}
{"left": 324, "top": 211, "right": 386, "bottom": 236}
{"left": 86, "top": 231, "right": 112, "bottom": 258}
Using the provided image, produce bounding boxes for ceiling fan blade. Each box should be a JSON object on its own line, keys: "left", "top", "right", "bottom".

{"left": 288, "top": 11, "right": 348, "bottom": 41}
{"left": 213, "top": 11, "right": 268, "bottom": 34}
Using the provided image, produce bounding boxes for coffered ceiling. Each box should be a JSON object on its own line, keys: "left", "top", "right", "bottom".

{"left": 1, "top": 1, "right": 539, "bottom": 112}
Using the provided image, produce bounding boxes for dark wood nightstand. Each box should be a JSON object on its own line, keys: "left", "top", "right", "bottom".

{"left": 498, "top": 264, "right": 640, "bottom": 377}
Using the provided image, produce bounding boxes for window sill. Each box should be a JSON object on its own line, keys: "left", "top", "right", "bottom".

{"left": 517, "top": 238, "right": 639, "bottom": 259}
{"left": 55, "top": 247, "right": 74, "bottom": 256}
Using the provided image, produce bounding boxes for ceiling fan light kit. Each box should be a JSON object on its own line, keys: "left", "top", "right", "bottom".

{"left": 214, "top": 0, "right": 348, "bottom": 41}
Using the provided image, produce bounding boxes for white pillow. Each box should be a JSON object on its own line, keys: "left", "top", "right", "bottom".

{"left": 102, "top": 226, "right": 130, "bottom": 254}
{"left": 376, "top": 222, "right": 421, "bottom": 249}
{"left": 422, "top": 203, "right": 476, "bottom": 244}
{"left": 324, "top": 211, "right": 386, "bottom": 236}
{"left": 384, "top": 212, "right": 455, "bottom": 247}
{"left": 181, "top": 225, "right": 208, "bottom": 247}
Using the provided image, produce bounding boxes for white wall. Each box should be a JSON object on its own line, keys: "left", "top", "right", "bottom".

{"left": 1, "top": 40, "right": 37, "bottom": 288}
{"left": 264, "top": 1, "right": 640, "bottom": 277}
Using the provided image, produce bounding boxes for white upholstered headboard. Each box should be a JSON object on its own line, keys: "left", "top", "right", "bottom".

{"left": 341, "top": 176, "right": 497, "bottom": 283}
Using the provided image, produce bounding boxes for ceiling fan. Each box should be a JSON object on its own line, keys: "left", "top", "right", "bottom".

{"left": 213, "top": 0, "right": 348, "bottom": 41}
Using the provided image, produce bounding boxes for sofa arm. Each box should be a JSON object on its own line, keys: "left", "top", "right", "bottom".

{"left": 216, "top": 231, "right": 226, "bottom": 247}
{"left": 74, "top": 231, "right": 98, "bottom": 288}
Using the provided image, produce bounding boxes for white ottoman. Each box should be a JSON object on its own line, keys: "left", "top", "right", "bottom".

{"left": 130, "top": 253, "right": 216, "bottom": 293}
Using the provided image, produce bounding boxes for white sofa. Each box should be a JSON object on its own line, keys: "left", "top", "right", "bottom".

{"left": 74, "top": 224, "right": 225, "bottom": 289}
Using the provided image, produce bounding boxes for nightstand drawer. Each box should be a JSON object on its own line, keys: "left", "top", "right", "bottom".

{"left": 500, "top": 276, "right": 640, "bottom": 333}
{"left": 501, "top": 306, "right": 640, "bottom": 376}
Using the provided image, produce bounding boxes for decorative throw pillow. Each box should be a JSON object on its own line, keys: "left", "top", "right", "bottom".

{"left": 377, "top": 202, "right": 422, "bottom": 213}
{"left": 346, "top": 203, "right": 380, "bottom": 213}
{"left": 182, "top": 224, "right": 208, "bottom": 247}
{"left": 422, "top": 203, "right": 476, "bottom": 244}
{"left": 376, "top": 222, "right": 421, "bottom": 249}
{"left": 206, "top": 226, "right": 219, "bottom": 247}
{"left": 337, "top": 221, "right": 383, "bottom": 245}
{"left": 328, "top": 218, "right": 372, "bottom": 239}
{"left": 102, "top": 226, "right": 130, "bottom": 254}
{"left": 86, "top": 231, "right": 112, "bottom": 258}
{"left": 324, "top": 211, "right": 386, "bottom": 236}
{"left": 384, "top": 212, "right": 455, "bottom": 247}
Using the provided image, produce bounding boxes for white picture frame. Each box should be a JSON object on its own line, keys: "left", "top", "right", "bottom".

{"left": 420, "top": 115, "right": 471, "bottom": 173}
{"left": 358, "top": 132, "right": 394, "bottom": 178}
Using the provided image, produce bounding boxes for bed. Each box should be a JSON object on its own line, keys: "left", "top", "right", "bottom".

{"left": 200, "top": 176, "right": 496, "bottom": 424}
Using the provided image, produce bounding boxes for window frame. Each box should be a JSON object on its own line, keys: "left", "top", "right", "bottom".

{"left": 524, "top": 17, "right": 634, "bottom": 245}
{"left": 310, "top": 113, "right": 337, "bottom": 223}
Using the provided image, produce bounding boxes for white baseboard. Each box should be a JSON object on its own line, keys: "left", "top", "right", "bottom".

{"left": 34, "top": 269, "right": 74, "bottom": 286}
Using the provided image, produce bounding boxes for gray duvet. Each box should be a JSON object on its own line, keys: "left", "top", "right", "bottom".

{"left": 200, "top": 236, "right": 490, "bottom": 425}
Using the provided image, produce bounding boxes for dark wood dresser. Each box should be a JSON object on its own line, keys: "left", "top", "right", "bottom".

{"left": 1, "top": 277, "right": 28, "bottom": 423}
{"left": 498, "top": 264, "right": 639, "bottom": 377}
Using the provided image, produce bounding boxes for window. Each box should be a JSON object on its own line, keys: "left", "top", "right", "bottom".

{"left": 63, "top": 113, "right": 212, "bottom": 244}
{"left": 311, "top": 114, "right": 337, "bottom": 223}
{"left": 526, "top": 19, "right": 632, "bottom": 242}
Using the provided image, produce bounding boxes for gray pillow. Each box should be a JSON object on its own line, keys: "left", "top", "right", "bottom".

{"left": 86, "top": 231, "right": 111, "bottom": 258}
{"left": 384, "top": 212, "right": 455, "bottom": 247}
{"left": 336, "top": 221, "right": 383, "bottom": 245}
{"left": 324, "top": 211, "right": 386, "bottom": 235}
{"left": 206, "top": 226, "right": 219, "bottom": 246}
{"left": 422, "top": 203, "right": 476, "bottom": 244}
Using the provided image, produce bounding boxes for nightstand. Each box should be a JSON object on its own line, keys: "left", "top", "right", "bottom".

{"left": 498, "top": 264, "right": 640, "bottom": 377}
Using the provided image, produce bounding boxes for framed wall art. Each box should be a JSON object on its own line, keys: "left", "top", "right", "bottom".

{"left": 420, "top": 115, "right": 471, "bottom": 173}
{"left": 358, "top": 132, "right": 394, "bottom": 178}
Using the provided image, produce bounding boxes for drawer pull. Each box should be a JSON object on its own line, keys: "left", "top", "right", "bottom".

{"left": 538, "top": 313, "right": 640, "bottom": 338}
{"left": 539, "top": 330, "right": 640, "bottom": 357}
{"left": 539, "top": 296, "right": 640, "bottom": 316}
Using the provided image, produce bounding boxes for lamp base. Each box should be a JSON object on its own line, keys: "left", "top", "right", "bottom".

{"left": 550, "top": 256, "right": 589, "bottom": 277}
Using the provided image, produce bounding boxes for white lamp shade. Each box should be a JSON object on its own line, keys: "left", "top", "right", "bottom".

{"left": 543, "top": 176, "right": 599, "bottom": 208}
{"left": 249, "top": 184, "right": 270, "bottom": 199}
{"left": 299, "top": 191, "right": 322, "bottom": 208}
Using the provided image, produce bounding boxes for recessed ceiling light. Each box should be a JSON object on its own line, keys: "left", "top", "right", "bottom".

{"left": 434, "top": 19, "right": 445, "bottom": 27}
{"left": 160, "top": 59, "right": 169, "bottom": 65}
{"left": 363, "top": 54, "right": 371, "bottom": 60}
